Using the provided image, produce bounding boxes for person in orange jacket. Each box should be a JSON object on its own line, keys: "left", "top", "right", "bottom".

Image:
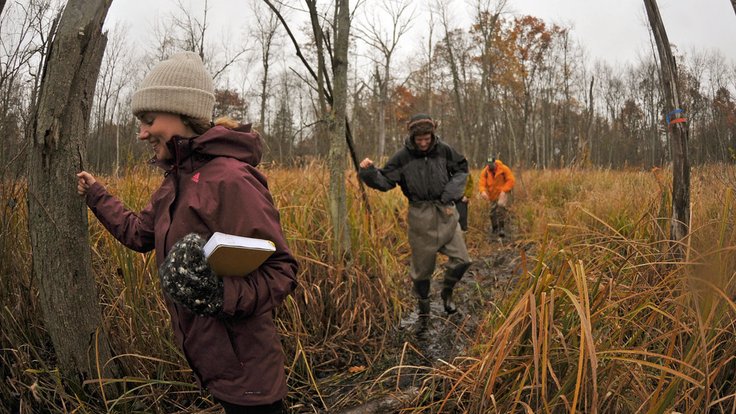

{"left": 479, "top": 156, "right": 515, "bottom": 237}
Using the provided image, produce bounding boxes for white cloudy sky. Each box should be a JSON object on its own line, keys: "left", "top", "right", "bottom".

{"left": 509, "top": 0, "right": 736, "bottom": 64}
{"left": 104, "top": 0, "right": 736, "bottom": 68}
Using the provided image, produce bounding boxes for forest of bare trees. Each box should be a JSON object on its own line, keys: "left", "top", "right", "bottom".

{"left": 1, "top": 0, "right": 735, "bottom": 174}
{"left": 2, "top": 1, "right": 736, "bottom": 412}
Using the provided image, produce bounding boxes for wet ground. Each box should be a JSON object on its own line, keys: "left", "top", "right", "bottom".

{"left": 329, "top": 232, "right": 532, "bottom": 413}
{"left": 396, "top": 234, "right": 526, "bottom": 367}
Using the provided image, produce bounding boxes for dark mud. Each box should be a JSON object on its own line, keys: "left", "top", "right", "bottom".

{"left": 323, "top": 234, "right": 532, "bottom": 413}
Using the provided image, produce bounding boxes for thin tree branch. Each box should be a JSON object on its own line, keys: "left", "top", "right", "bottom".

{"left": 262, "top": 0, "right": 332, "bottom": 103}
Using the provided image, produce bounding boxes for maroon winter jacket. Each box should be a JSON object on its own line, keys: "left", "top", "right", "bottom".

{"left": 85, "top": 125, "right": 298, "bottom": 406}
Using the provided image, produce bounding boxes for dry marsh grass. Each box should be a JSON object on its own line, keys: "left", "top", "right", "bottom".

{"left": 414, "top": 166, "right": 736, "bottom": 413}
{"left": 1, "top": 163, "right": 734, "bottom": 412}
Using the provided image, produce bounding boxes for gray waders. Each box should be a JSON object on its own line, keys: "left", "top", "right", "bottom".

{"left": 408, "top": 201, "right": 472, "bottom": 315}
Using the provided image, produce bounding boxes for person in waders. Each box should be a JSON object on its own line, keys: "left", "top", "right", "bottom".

{"left": 479, "top": 155, "right": 515, "bottom": 239}
{"left": 358, "top": 113, "right": 472, "bottom": 316}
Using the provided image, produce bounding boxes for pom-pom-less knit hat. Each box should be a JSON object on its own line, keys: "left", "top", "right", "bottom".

{"left": 131, "top": 51, "right": 215, "bottom": 120}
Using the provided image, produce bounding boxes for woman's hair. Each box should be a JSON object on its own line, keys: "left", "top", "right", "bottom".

{"left": 182, "top": 116, "right": 240, "bottom": 135}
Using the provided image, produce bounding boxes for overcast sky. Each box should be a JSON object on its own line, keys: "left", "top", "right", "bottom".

{"left": 509, "top": 0, "right": 736, "bottom": 65}
{"left": 104, "top": 0, "right": 736, "bottom": 68}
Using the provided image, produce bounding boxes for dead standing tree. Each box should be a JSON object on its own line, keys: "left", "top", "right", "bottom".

{"left": 251, "top": 0, "right": 281, "bottom": 136}
{"left": 330, "top": 0, "right": 352, "bottom": 259}
{"left": 643, "top": 0, "right": 690, "bottom": 254}
{"left": 264, "top": 0, "right": 372, "bottom": 256}
{"left": 435, "top": 0, "right": 469, "bottom": 154}
{"left": 27, "top": 0, "right": 117, "bottom": 393}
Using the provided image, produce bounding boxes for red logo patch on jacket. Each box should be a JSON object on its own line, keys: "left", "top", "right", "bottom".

{"left": 192, "top": 172, "right": 200, "bottom": 183}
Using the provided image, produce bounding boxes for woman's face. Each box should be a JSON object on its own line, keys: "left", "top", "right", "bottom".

{"left": 136, "top": 112, "right": 195, "bottom": 161}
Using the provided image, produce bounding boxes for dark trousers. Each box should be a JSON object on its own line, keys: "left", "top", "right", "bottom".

{"left": 456, "top": 200, "right": 469, "bottom": 231}
{"left": 490, "top": 201, "right": 508, "bottom": 232}
{"left": 216, "top": 398, "right": 286, "bottom": 414}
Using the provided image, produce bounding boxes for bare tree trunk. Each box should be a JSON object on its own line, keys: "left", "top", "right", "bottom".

{"left": 330, "top": 0, "right": 351, "bottom": 260}
{"left": 731, "top": 0, "right": 736, "bottom": 15}
{"left": 28, "top": 0, "right": 118, "bottom": 394}
{"left": 264, "top": 0, "right": 371, "bottom": 217}
{"left": 198, "top": 0, "right": 208, "bottom": 60}
{"left": 426, "top": 11, "right": 435, "bottom": 113}
{"left": 438, "top": 4, "right": 468, "bottom": 152}
{"left": 260, "top": 52, "right": 270, "bottom": 134}
{"left": 305, "top": 0, "right": 330, "bottom": 157}
{"left": 644, "top": 0, "right": 690, "bottom": 254}
{"left": 253, "top": 1, "right": 279, "bottom": 137}
{"left": 377, "top": 65, "right": 387, "bottom": 159}
{"left": 583, "top": 76, "right": 595, "bottom": 167}
{"left": 474, "top": 1, "right": 504, "bottom": 164}
{"left": 355, "top": 0, "right": 412, "bottom": 160}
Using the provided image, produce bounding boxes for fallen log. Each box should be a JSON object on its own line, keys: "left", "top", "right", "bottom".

{"left": 333, "top": 387, "right": 420, "bottom": 414}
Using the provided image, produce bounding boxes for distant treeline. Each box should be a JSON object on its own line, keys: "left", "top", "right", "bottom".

{"left": 1, "top": 2, "right": 734, "bottom": 175}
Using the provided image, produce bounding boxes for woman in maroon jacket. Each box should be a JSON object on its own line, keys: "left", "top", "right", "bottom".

{"left": 76, "top": 52, "right": 297, "bottom": 414}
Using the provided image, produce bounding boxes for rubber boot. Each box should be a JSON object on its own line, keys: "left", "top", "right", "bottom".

{"left": 442, "top": 261, "right": 472, "bottom": 314}
{"left": 441, "top": 287, "right": 457, "bottom": 314}
{"left": 412, "top": 280, "right": 431, "bottom": 316}
{"left": 497, "top": 216, "right": 506, "bottom": 238}
{"left": 491, "top": 215, "right": 500, "bottom": 235}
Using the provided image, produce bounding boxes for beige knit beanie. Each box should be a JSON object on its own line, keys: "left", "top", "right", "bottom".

{"left": 131, "top": 51, "right": 215, "bottom": 120}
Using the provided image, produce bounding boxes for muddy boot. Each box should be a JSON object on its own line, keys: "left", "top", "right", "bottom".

{"left": 491, "top": 215, "right": 500, "bottom": 235}
{"left": 442, "top": 262, "right": 472, "bottom": 314}
{"left": 417, "top": 298, "right": 431, "bottom": 316}
{"left": 412, "top": 280, "right": 431, "bottom": 316}
{"left": 497, "top": 217, "right": 506, "bottom": 238}
{"left": 441, "top": 288, "right": 457, "bottom": 314}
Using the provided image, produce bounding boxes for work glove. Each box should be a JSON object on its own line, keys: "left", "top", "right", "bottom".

{"left": 159, "top": 233, "right": 224, "bottom": 317}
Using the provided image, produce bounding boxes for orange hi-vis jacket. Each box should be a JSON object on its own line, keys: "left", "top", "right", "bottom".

{"left": 479, "top": 160, "right": 515, "bottom": 201}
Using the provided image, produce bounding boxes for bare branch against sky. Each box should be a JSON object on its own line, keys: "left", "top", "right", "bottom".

{"left": 105, "top": 0, "right": 736, "bottom": 67}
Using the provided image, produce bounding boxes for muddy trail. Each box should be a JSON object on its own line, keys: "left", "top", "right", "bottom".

{"left": 318, "top": 235, "right": 533, "bottom": 414}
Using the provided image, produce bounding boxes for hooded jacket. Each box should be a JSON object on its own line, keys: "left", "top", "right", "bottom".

{"left": 359, "top": 134, "right": 468, "bottom": 204}
{"left": 479, "top": 159, "right": 515, "bottom": 201}
{"left": 84, "top": 124, "right": 298, "bottom": 406}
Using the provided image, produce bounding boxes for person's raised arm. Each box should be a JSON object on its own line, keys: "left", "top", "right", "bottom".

{"left": 78, "top": 170, "right": 155, "bottom": 253}
{"left": 358, "top": 152, "right": 404, "bottom": 192}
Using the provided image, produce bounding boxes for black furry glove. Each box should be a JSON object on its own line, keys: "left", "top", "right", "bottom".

{"left": 159, "top": 233, "right": 224, "bottom": 317}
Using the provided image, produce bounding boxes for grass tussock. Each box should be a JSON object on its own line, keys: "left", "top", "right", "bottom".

{"left": 1, "top": 163, "right": 735, "bottom": 412}
{"left": 414, "top": 166, "right": 736, "bottom": 413}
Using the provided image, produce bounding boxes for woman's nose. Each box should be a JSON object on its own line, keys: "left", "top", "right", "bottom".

{"left": 137, "top": 126, "right": 150, "bottom": 140}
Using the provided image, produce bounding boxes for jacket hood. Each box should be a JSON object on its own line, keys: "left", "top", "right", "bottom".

{"left": 491, "top": 159, "right": 508, "bottom": 169}
{"left": 159, "top": 124, "right": 262, "bottom": 172}
{"left": 404, "top": 133, "right": 438, "bottom": 156}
